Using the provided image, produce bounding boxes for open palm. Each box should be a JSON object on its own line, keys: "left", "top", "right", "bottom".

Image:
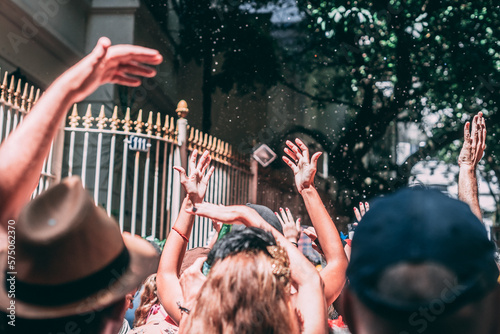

{"left": 282, "top": 138, "right": 322, "bottom": 193}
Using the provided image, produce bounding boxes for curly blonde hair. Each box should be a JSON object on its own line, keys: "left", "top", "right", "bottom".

{"left": 181, "top": 250, "right": 299, "bottom": 334}
{"left": 134, "top": 273, "right": 159, "bottom": 327}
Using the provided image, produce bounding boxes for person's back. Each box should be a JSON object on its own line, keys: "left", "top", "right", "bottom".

{"left": 342, "top": 188, "right": 500, "bottom": 334}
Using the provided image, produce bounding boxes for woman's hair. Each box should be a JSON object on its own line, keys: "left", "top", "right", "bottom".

{"left": 181, "top": 250, "right": 299, "bottom": 334}
{"left": 134, "top": 273, "right": 159, "bottom": 327}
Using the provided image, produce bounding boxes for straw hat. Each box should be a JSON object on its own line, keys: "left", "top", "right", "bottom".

{"left": 0, "top": 176, "right": 159, "bottom": 319}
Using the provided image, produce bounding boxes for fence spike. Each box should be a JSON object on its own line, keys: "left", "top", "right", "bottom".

{"left": 188, "top": 126, "right": 194, "bottom": 142}
{"left": 123, "top": 107, "right": 132, "bottom": 132}
{"left": 162, "top": 115, "right": 169, "bottom": 138}
{"left": 214, "top": 138, "right": 220, "bottom": 159}
{"left": 187, "top": 126, "right": 194, "bottom": 150}
{"left": 134, "top": 109, "right": 144, "bottom": 134}
{"left": 193, "top": 129, "right": 199, "bottom": 150}
{"left": 20, "top": 83, "right": 29, "bottom": 111}
{"left": 97, "top": 105, "right": 108, "bottom": 130}
{"left": 7, "top": 75, "right": 15, "bottom": 105}
{"left": 208, "top": 135, "right": 214, "bottom": 152}
{"left": 169, "top": 117, "right": 175, "bottom": 140}
{"left": 202, "top": 133, "right": 208, "bottom": 149}
{"left": 223, "top": 142, "right": 230, "bottom": 163}
{"left": 69, "top": 104, "right": 80, "bottom": 128}
{"left": 110, "top": 106, "right": 120, "bottom": 131}
{"left": 0, "top": 72, "right": 7, "bottom": 101}
{"left": 34, "top": 88, "right": 40, "bottom": 105}
{"left": 217, "top": 139, "right": 222, "bottom": 155}
{"left": 155, "top": 112, "right": 162, "bottom": 137}
{"left": 82, "top": 104, "right": 94, "bottom": 129}
{"left": 27, "top": 86, "right": 34, "bottom": 112}
{"left": 13, "top": 79, "right": 22, "bottom": 107}
{"left": 146, "top": 111, "right": 154, "bottom": 135}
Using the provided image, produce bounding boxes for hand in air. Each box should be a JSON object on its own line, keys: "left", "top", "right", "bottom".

{"left": 458, "top": 112, "right": 486, "bottom": 169}
{"left": 282, "top": 138, "right": 322, "bottom": 193}
{"left": 174, "top": 150, "right": 215, "bottom": 204}
{"left": 275, "top": 207, "right": 301, "bottom": 243}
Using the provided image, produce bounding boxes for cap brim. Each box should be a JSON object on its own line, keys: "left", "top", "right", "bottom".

{"left": 0, "top": 233, "right": 159, "bottom": 319}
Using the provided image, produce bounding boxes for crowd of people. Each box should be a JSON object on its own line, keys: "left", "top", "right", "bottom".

{"left": 0, "top": 39, "right": 499, "bottom": 334}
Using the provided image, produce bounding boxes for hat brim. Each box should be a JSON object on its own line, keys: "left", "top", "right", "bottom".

{"left": 0, "top": 233, "right": 159, "bottom": 319}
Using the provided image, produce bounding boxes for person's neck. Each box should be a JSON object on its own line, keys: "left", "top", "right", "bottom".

{"left": 99, "top": 318, "right": 124, "bottom": 334}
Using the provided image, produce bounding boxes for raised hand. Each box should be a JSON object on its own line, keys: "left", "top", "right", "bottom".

{"left": 353, "top": 201, "right": 370, "bottom": 226}
{"left": 62, "top": 37, "right": 163, "bottom": 103}
{"left": 458, "top": 112, "right": 486, "bottom": 170}
{"left": 282, "top": 138, "right": 322, "bottom": 193}
{"left": 303, "top": 227, "right": 324, "bottom": 255}
{"left": 275, "top": 207, "right": 301, "bottom": 243}
{"left": 174, "top": 149, "right": 215, "bottom": 204}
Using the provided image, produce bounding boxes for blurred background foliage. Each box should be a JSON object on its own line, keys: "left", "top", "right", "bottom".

{"left": 154, "top": 0, "right": 500, "bottom": 217}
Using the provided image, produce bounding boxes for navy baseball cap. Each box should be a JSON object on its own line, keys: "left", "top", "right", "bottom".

{"left": 347, "top": 188, "right": 499, "bottom": 314}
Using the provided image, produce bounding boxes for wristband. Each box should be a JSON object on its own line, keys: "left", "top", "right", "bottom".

{"left": 172, "top": 226, "right": 189, "bottom": 243}
{"left": 177, "top": 301, "right": 191, "bottom": 314}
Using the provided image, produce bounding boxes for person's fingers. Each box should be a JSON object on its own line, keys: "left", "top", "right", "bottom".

{"left": 118, "top": 63, "right": 157, "bottom": 78}
{"left": 365, "top": 202, "right": 370, "bottom": 212}
{"left": 477, "top": 119, "right": 483, "bottom": 153}
{"left": 202, "top": 166, "right": 215, "bottom": 183}
{"left": 197, "top": 150, "right": 210, "bottom": 171}
{"left": 173, "top": 166, "right": 187, "bottom": 183}
{"left": 480, "top": 115, "right": 486, "bottom": 147}
{"left": 282, "top": 156, "right": 297, "bottom": 170}
{"left": 286, "top": 140, "right": 303, "bottom": 160}
{"left": 482, "top": 124, "right": 487, "bottom": 151}
{"left": 201, "top": 153, "right": 212, "bottom": 174}
{"left": 471, "top": 119, "right": 478, "bottom": 150}
{"left": 108, "top": 44, "right": 163, "bottom": 65}
{"left": 275, "top": 212, "right": 285, "bottom": 227}
{"left": 284, "top": 145, "right": 298, "bottom": 161}
{"left": 296, "top": 218, "right": 301, "bottom": 232}
{"left": 189, "top": 149, "right": 198, "bottom": 172}
{"left": 92, "top": 37, "right": 111, "bottom": 61}
{"left": 359, "top": 202, "right": 366, "bottom": 216}
{"left": 295, "top": 138, "right": 309, "bottom": 161}
{"left": 212, "top": 220, "right": 222, "bottom": 233}
{"left": 471, "top": 114, "right": 478, "bottom": 134}
{"left": 111, "top": 74, "right": 142, "bottom": 87}
{"left": 312, "top": 243, "right": 323, "bottom": 255}
{"left": 354, "top": 207, "right": 362, "bottom": 222}
{"left": 285, "top": 208, "right": 295, "bottom": 225}
{"left": 285, "top": 140, "right": 298, "bottom": 151}
{"left": 303, "top": 228, "right": 317, "bottom": 241}
{"left": 311, "top": 151, "right": 322, "bottom": 167}
{"left": 279, "top": 208, "right": 289, "bottom": 224}
{"left": 464, "top": 121, "right": 470, "bottom": 141}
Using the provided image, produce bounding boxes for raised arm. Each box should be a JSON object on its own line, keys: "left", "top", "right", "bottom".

{"left": 283, "top": 138, "right": 348, "bottom": 305}
{"left": 187, "top": 203, "right": 328, "bottom": 334}
{"left": 156, "top": 150, "right": 214, "bottom": 325}
{"left": 458, "top": 112, "right": 486, "bottom": 221}
{"left": 0, "top": 37, "right": 162, "bottom": 226}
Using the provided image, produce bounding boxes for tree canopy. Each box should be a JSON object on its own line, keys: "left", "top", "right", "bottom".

{"left": 276, "top": 0, "right": 500, "bottom": 214}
